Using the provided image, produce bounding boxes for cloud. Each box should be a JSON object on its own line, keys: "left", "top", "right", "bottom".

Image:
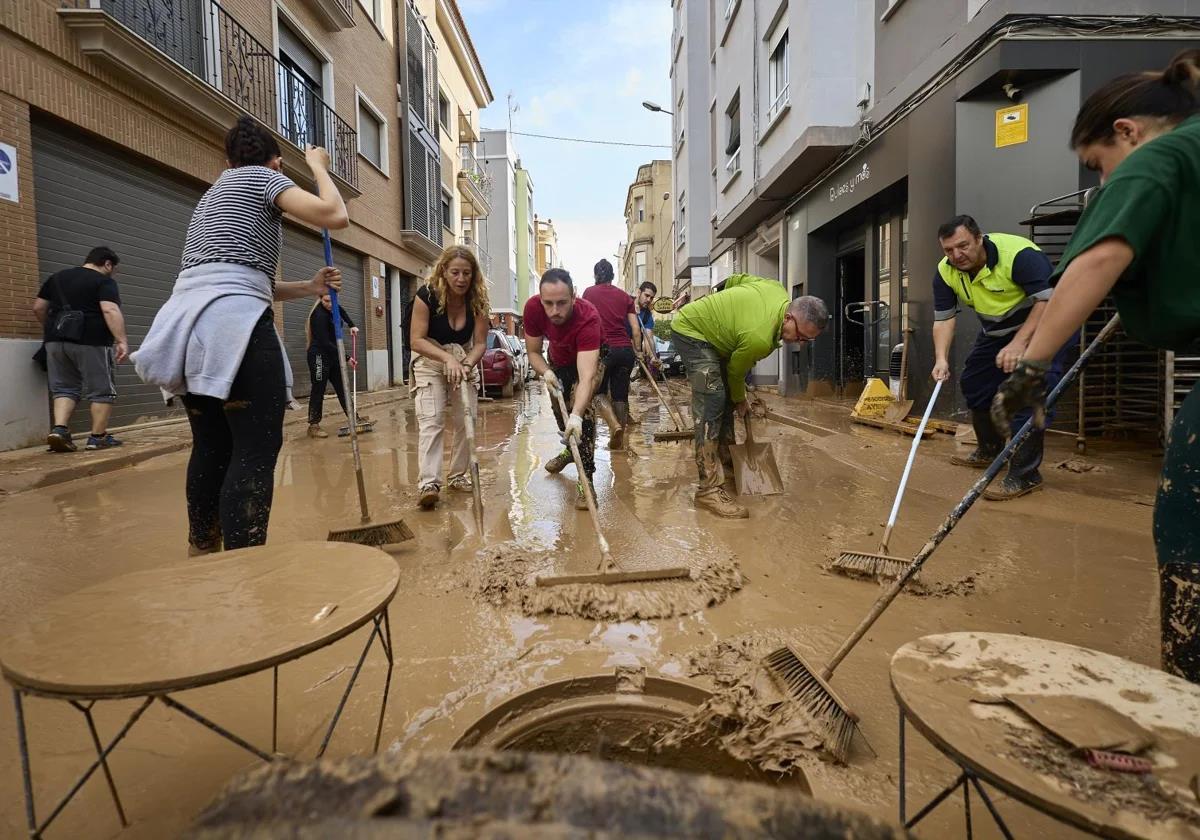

{"left": 553, "top": 217, "right": 626, "bottom": 286}
{"left": 621, "top": 67, "right": 643, "bottom": 98}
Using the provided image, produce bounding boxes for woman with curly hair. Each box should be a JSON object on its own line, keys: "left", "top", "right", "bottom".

{"left": 409, "top": 244, "right": 490, "bottom": 509}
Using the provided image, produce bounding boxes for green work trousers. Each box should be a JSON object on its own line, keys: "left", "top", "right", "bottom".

{"left": 1157, "top": 379, "right": 1200, "bottom": 683}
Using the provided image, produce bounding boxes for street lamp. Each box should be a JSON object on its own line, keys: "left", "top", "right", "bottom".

{"left": 642, "top": 100, "right": 674, "bottom": 115}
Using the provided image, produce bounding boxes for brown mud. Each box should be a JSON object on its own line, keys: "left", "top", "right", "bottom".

{"left": 0, "top": 381, "right": 1168, "bottom": 838}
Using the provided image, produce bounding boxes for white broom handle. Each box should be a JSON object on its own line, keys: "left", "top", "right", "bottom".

{"left": 885, "top": 379, "right": 943, "bottom": 529}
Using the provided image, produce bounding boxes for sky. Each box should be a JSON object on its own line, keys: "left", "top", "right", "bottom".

{"left": 457, "top": 0, "right": 673, "bottom": 288}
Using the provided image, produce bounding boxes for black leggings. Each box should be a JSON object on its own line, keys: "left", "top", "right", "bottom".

{"left": 182, "top": 311, "right": 286, "bottom": 551}
{"left": 599, "top": 345, "right": 634, "bottom": 403}
{"left": 307, "top": 346, "right": 348, "bottom": 424}
{"left": 552, "top": 364, "right": 596, "bottom": 478}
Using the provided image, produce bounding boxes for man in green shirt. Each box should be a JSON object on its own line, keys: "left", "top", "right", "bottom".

{"left": 994, "top": 52, "right": 1200, "bottom": 682}
{"left": 672, "top": 275, "right": 829, "bottom": 518}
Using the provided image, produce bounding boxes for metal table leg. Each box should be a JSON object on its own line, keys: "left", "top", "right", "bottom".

{"left": 374, "top": 607, "right": 394, "bottom": 754}
{"left": 71, "top": 700, "right": 127, "bottom": 827}
{"left": 898, "top": 708, "right": 906, "bottom": 824}
{"left": 318, "top": 609, "right": 389, "bottom": 758}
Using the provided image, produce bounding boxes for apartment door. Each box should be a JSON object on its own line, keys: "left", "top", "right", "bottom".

{"left": 276, "top": 20, "right": 327, "bottom": 149}
{"left": 835, "top": 248, "right": 867, "bottom": 396}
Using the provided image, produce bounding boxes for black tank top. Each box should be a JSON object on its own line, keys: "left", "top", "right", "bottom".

{"left": 416, "top": 285, "right": 474, "bottom": 345}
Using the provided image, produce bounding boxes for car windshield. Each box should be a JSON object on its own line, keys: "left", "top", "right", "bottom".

{"left": 655, "top": 338, "right": 672, "bottom": 353}
{"left": 487, "top": 332, "right": 502, "bottom": 350}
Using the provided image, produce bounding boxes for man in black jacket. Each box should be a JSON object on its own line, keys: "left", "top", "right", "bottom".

{"left": 32, "top": 246, "right": 128, "bottom": 452}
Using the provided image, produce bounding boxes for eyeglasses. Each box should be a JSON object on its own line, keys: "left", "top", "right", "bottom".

{"left": 786, "top": 314, "right": 820, "bottom": 343}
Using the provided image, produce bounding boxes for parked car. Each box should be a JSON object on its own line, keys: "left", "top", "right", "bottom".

{"left": 655, "top": 336, "right": 684, "bottom": 376}
{"left": 505, "top": 334, "right": 531, "bottom": 384}
{"left": 483, "top": 329, "right": 517, "bottom": 398}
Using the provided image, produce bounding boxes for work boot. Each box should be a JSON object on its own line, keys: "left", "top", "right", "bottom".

{"left": 448, "top": 473, "right": 472, "bottom": 492}
{"left": 984, "top": 430, "right": 1044, "bottom": 501}
{"left": 418, "top": 484, "right": 440, "bottom": 510}
{"left": 576, "top": 478, "right": 596, "bottom": 510}
{"left": 951, "top": 409, "right": 1004, "bottom": 468}
{"left": 307, "top": 423, "right": 328, "bottom": 439}
{"left": 545, "top": 448, "right": 572, "bottom": 474}
{"left": 695, "top": 487, "right": 749, "bottom": 519}
{"left": 608, "top": 401, "right": 630, "bottom": 450}
{"left": 47, "top": 425, "right": 76, "bottom": 453}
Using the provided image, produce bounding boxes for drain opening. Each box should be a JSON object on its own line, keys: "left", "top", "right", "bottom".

{"left": 455, "top": 673, "right": 810, "bottom": 792}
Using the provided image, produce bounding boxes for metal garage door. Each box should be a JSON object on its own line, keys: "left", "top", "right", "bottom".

{"left": 280, "top": 226, "right": 365, "bottom": 397}
{"left": 32, "top": 121, "right": 204, "bottom": 430}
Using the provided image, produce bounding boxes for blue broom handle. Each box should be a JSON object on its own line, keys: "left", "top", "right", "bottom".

{"left": 322, "top": 229, "right": 343, "bottom": 343}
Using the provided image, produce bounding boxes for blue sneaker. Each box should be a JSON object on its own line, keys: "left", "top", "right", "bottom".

{"left": 46, "top": 426, "right": 75, "bottom": 453}
{"left": 85, "top": 433, "right": 123, "bottom": 450}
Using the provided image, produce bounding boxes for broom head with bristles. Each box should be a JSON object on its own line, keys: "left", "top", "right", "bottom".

{"left": 328, "top": 518, "right": 414, "bottom": 547}
{"left": 831, "top": 550, "right": 912, "bottom": 582}
{"left": 535, "top": 565, "right": 692, "bottom": 587}
{"left": 338, "top": 421, "right": 375, "bottom": 437}
{"left": 763, "top": 645, "right": 859, "bottom": 764}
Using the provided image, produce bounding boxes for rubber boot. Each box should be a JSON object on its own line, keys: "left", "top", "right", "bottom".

{"left": 609, "top": 401, "right": 630, "bottom": 450}
{"left": 951, "top": 409, "right": 1004, "bottom": 468}
{"left": 576, "top": 478, "right": 596, "bottom": 510}
{"left": 695, "top": 487, "right": 749, "bottom": 519}
{"left": 984, "top": 429, "right": 1044, "bottom": 500}
{"left": 545, "top": 448, "right": 572, "bottom": 474}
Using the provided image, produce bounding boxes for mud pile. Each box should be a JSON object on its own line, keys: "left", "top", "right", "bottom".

{"left": 475, "top": 542, "right": 744, "bottom": 621}
{"left": 189, "top": 750, "right": 910, "bottom": 839}
{"left": 659, "top": 632, "right": 835, "bottom": 774}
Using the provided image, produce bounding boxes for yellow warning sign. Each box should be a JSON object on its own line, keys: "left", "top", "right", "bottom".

{"left": 851, "top": 378, "right": 896, "bottom": 419}
{"left": 995, "top": 104, "right": 1029, "bottom": 148}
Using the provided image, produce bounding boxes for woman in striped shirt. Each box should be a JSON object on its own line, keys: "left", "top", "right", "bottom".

{"left": 135, "top": 116, "right": 348, "bottom": 554}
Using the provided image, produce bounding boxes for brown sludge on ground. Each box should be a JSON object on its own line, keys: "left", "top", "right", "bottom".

{"left": 188, "top": 750, "right": 911, "bottom": 839}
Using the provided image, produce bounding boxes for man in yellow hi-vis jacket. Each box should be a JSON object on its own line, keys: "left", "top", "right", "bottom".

{"left": 931, "top": 214, "right": 1075, "bottom": 500}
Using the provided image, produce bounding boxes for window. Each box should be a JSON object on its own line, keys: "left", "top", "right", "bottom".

{"left": 543, "top": 243, "right": 552, "bottom": 266}
{"left": 677, "top": 192, "right": 687, "bottom": 247}
{"left": 357, "top": 0, "right": 381, "bottom": 25}
{"left": 438, "top": 91, "right": 450, "bottom": 131}
{"left": 724, "top": 92, "right": 741, "bottom": 174}
{"left": 877, "top": 220, "right": 892, "bottom": 277}
{"left": 635, "top": 195, "right": 645, "bottom": 223}
{"left": 356, "top": 91, "right": 387, "bottom": 172}
{"left": 277, "top": 17, "right": 327, "bottom": 148}
{"left": 767, "top": 29, "right": 789, "bottom": 122}
{"left": 635, "top": 249, "right": 647, "bottom": 285}
{"left": 724, "top": 0, "right": 737, "bottom": 20}
{"left": 441, "top": 188, "right": 453, "bottom": 230}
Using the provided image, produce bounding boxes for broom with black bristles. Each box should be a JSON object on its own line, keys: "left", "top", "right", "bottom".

{"left": 638, "top": 358, "right": 692, "bottom": 441}
{"left": 766, "top": 316, "right": 1122, "bottom": 763}
{"left": 321, "top": 230, "right": 414, "bottom": 548}
{"left": 832, "top": 379, "right": 943, "bottom": 581}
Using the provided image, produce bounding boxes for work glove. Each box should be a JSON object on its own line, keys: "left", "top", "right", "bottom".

{"left": 564, "top": 413, "right": 584, "bottom": 442}
{"left": 542, "top": 369, "right": 561, "bottom": 393}
{"left": 991, "top": 359, "right": 1050, "bottom": 436}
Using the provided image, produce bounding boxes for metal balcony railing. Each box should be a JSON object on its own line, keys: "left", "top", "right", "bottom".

{"left": 458, "top": 234, "right": 491, "bottom": 276}
{"left": 458, "top": 143, "right": 493, "bottom": 204}
{"left": 74, "top": 0, "right": 358, "bottom": 189}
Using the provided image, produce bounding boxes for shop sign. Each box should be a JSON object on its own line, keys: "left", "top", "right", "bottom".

{"left": 652, "top": 296, "right": 675, "bottom": 314}
{"left": 0, "top": 143, "right": 17, "bottom": 203}
{"left": 828, "top": 163, "right": 871, "bottom": 203}
{"left": 995, "top": 104, "right": 1029, "bottom": 148}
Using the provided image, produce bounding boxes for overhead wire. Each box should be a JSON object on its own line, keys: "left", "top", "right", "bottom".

{"left": 480, "top": 129, "right": 670, "bottom": 149}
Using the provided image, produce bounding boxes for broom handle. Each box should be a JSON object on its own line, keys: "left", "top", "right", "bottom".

{"left": 550, "top": 384, "right": 613, "bottom": 571}
{"left": 461, "top": 383, "right": 484, "bottom": 530}
{"left": 638, "top": 357, "right": 686, "bottom": 431}
{"left": 878, "top": 379, "right": 942, "bottom": 554}
{"left": 823, "top": 315, "right": 1121, "bottom": 680}
{"left": 325, "top": 230, "right": 370, "bottom": 523}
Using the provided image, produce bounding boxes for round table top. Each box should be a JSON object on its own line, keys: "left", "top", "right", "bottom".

{"left": 891, "top": 632, "right": 1200, "bottom": 840}
{"left": 0, "top": 542, "right": 398, "bottom": 699}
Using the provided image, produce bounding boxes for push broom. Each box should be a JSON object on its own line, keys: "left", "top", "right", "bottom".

{"left": 832, "top": 378, "right": 944, "bottom": 580}
{"left": 321, "top": 230, "right": 414, "bottom": 548}
{"left": 637, "top": 358, "right": 692, "bottom": 441}
{"left": 536, "top": 385, "right": 691, "bottom": 587}
{"left": 766, "top": 316, "right": 1121, "bottom": 763}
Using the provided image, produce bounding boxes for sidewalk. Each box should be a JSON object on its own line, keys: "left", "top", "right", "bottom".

{"left": 0, "top": 388, "right": 410, "bottom": 496}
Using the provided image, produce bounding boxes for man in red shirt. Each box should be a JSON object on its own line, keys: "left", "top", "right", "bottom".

{"left": 524, "top": 268, "right": 603, "bottom": 509}
{"left": 581, "top": 259, "right": 644, "bottom": 450}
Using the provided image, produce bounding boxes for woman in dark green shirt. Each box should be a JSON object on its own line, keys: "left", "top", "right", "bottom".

{"left": 995, "top": 50, "right": 1200, "bottom": 682}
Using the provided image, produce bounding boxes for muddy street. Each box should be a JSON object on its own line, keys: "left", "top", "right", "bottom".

{"left": 0, "top": 382, "right": 1165, "bottom": 837}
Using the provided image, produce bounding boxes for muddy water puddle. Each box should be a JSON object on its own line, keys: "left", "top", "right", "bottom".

{"left": 0, "top": 384, "right": 1165, "bottom": 837}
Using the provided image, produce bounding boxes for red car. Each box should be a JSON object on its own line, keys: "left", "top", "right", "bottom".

{"left": 482, "top": 329, "right": 516, "bottom": 398}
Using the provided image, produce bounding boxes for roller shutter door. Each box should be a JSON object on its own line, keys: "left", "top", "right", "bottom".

{"left": 280, "top": 226, "right": 365, "bottom": 397}
{"left": 32, "top": 121, "right": 204, "bottom": 430}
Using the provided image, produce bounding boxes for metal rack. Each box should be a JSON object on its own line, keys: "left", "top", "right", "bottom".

{"left": 1021, "top": 190, "right": 1167, "bottom": 452}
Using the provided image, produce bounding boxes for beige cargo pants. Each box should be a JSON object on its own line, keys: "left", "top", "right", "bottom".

{"left": 411, "top": 342, "right": 477, "bottom": 491}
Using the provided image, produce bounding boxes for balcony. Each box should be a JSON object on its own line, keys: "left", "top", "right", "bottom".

{"left": 458, "top": 108, "right": 479, "bottom": 144}
{"left": 457, "top": 143, "right": 492, "bottom": 218}
{"left": 299, "top": 0, "right": 355, "bottom": 31}
{"left": 457, "top": 234, "right": 491, "bottom": 277}
{"left": 60, "top": 0, "right": 359, "bottom": 194}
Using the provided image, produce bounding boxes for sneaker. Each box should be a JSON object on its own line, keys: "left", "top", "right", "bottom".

{"left": 47, "top": 426, "right": 76, "bottom": 453}
{"left": 418, "top": 484, "right": 440, "bottom": 510}
{"left": 950, "top": 448, "right": 1000, "bottom": 468}
{"left": 695, "top": 488, "right": 749, "bottom": 519}
{"left": 545, "top": 448, "right": 572, "bottom": 474}
{"left": 575, "top": 479, "right": 596, "bottom": 511}
{"left": 308, "top": 423, "right": 328, "bottom": 439}
{"left": 85, "top": 433, "right": 122, "bottom": 450}
{"left": 448, "top": 474, "right": 473, "bottom": 492}
{"left": 983, "top": 474, "right": 1043, "bottom": 501}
